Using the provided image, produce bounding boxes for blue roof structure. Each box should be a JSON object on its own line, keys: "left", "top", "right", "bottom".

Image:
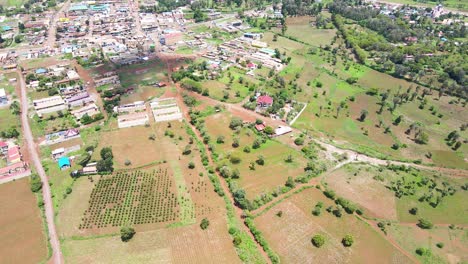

{"left": 69, "top": 4, "right": 88, "bottom": 11}
{"left": 58, "top": 157, "right": 71, "bottom": 169}
{"left": 36, "top": 68, "right": 47, "bottom": 74}
{"left": 2, "top": 26, "right": 12, "bottom": 31}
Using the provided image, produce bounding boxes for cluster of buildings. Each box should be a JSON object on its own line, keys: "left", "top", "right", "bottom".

{"left": 0, "top": 141, "right": 28, "bottom": 178}
{"left": 116, "top": 101, "right": 149, "bottom": 128}
{"left": 202, "top": 32, "right": 284, "bottom": 74}
{"left": 26, "top": 63, "right": 101, "bottom": 121}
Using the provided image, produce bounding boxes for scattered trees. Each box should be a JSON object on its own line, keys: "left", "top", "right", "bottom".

{"left": 417, "top": 218, "right": 433, "bottom": 229}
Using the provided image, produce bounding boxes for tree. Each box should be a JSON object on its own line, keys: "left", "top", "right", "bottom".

{"left": 285, "top": 154, "right": 293, "bottom": 163}
{"left": 120, "top": 226, "right": 136, "bottom": 242}
{"left": 229, "top": 117, "right": 243, "bottom": 130}
{"left": 30, "top": 174, "right": 42, "bottom": 193}
{"left": 285, "top": 176, "right": 295, "bottom": 188}
{"left": 393, "top": 115, "right": 403, "bottom": 125}
{"left": 294, "top": 137, "right": 304, "bottom": 146}
{"left": 216, "top": 135, "right": 225, "bottom": 144}
{"left": 311, "top": 234, "right": 325, "bottom": 248}
{"left": 100, "top": 147, "right": 113, "bottom": 160}
{"left": 342, "top": 234, "right": 354, "bottom": 247}
{"left": 200, "top": 218, "right": 210, "bottom": 230}
{"left": 359, "top": 109, "right": 368, "bottom": 122}
{"left": 417, "top": 218, "right": 433, "bottom": 229}
{"left": 232, "top": 138, "right": 239, "bottom": 148}
{"left": 230, "top": 155, "right": 241, "bottom": 164}
{"left": 256, "top": 155, "right": 265, "bottom": 165}
{"left": 9, "top": 101, "right": 20, "bottom": 115}
{"left": 252, "top": 139, "right": 261, "bottom": 149}
{"left": 409, "top": 207, "right": 418, "bottom": 215}
{"left": 415, "top": 131, "right": 429, "bottom": 144}
{"left": 188, "top": 161, "right": 195, "bottom": 169}
{"left": 264, "top": 126, "right": 274, "bottom": 135}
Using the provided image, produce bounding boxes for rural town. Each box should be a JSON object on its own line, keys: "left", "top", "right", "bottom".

{"left": 0, "top": 0, "right": 466, "bottom": 263}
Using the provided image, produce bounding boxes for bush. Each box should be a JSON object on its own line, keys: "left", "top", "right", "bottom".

{"left": 323, "top": 189, "right": 336, "bottom": 199}
{"left": 409, "top": 207, "right": 418, "bottom": 215}
{"left": 415, "top": 247, "right": 431, "bottom": 256}
{"left": 233, "top": 236, "right": 242, "bottom": 246}
{"left": 230, "top": 155, "right": 241, "bottom": 164}
{"left": 436, "top": 242, "right": 444, "bottom": 249}
{"left": 124, "top": 159, "right": 132, "bottom": 166}
{"left": 311, "top": 234, "right": 325, "bottom": 248}
{"left": 188, "top": 161, "right": 195, "bottom": 169}
{"left": 417, "top": 219, "right": 433, "bottom": 229}
{"left": 30, "top": 174, "right": 42, "bottom": 193}
{"left": 294, "top": 137, "right": 304, "bottom": 146}
{"left": 243, "top": 146, "right": 251, "bottom": 153}
{"left": 200, "top": 218, "right": 210, "bottom": 230}
{"left": 342, "top": 234, "right": 354, "bottom": 247}
{"left": 120, "top": 226, "right": 136, "bottom": 242}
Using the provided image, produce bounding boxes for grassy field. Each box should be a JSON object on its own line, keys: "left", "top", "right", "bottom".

{"left": 276, "top": 16, "right": 337, "bottom": 47}
{"left": 205, "top": 112, "right": 309, "bottom": 201}
{"left": 0, "top": 178, "right": 47, "bottom": 264}
{"left": 388, "top": 224, "right": 468, "bottom": 264}
{"left": 380, "top": 0, "right": 467, "bottom": 11}
{"left": 258, "top": 27, "right": 468, "bottom": 168}
{"left": 323, "top": 163, "right": 468, "bottom": 224}
{"left": 0, "top": 72, "right": 20, "bottom": 134}
{"left": 116, "top": 59, "right": 169, "bottom": 104}
{"left": 254, "top": 188, "right": 412, "bottom": 263}
{"left": 202, "top": 67, "right": 258, "bottom": 104}
{"left": 56, "top": 118, "right": 243, "bottom": 262}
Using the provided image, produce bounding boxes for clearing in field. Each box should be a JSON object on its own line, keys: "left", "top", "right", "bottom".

{"left": 0, "top": 178, "right": 47, "bottom": 264}
{"left": 254, "top": 188, "right": 412, "bottom": 264}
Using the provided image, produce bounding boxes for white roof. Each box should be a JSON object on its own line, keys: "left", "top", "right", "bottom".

{"left": 275, "top": 126, "right": 292, "bottom": 136}
{"left": 52, "top": 147, "right": 65, "bottom": 155}
{"left": 0, "top": 88, "right": 5, "bottom": 97}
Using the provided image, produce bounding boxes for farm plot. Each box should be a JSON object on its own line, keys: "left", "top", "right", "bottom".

{"left": 80, "top": 169, "right": 179, "bottom": 231}
{"left": 281, "top": 16, "right": 337, "bottom": 47}
{"left": 324, "top": 164, "right": 398, "bottom": 220}
{"left": 204, "top": 112, "right": 309, "bottom": 201}
{"left": 387, "top": 224, "right": 468, "bottom": 264}
{"left": 254, "top": 188, "right": 412, "bottom": 264}
{"left": 0, "top": 178, "right": 47, "bottom": 264}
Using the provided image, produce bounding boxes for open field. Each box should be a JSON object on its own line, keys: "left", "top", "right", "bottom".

{"left": 278, "top": 16, "right": 337, "bottom": 47}
{"left": 388, "top": 224, "right": 468, "bottom": 264}
{"left": 201, "top": 67, "right": 258, "bottom": 103}
{"left": 62, "top": 216, "right": 240, "bottom": 264}
{"left": 205, "top": 112, "right": 309, "bottom": 201}
{"left": 0, "top": 178, "right": 47, "bottom": 264}
{"left": 323, "top": 163, "right": 468, "bottom": 224}
{"left": 324, "top": 164, "right": 398, "bottom": 220}
{"left": 254, "top": 188, "right": 412, "bottom": 263}
{"left": 56, "top": 118, "right": 242, "bottom": 262}
{"left": 259, "top": 30, "right": 468, "bottom": 168}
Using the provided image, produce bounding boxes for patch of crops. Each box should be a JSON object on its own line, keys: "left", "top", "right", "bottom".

{"left": 79, "top": 168, "right": 178, "bottom": 229}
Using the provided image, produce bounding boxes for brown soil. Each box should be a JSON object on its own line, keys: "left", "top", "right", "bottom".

{"left": 0, "top": 178, "right": 47, "bottom": 264}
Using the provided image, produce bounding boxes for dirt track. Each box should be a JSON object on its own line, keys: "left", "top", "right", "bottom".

{"left": 18, "top": 69, "right": 63, "bottom": 264}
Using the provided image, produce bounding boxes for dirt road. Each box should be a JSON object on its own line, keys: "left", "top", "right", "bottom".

{"left": 18, "top": 69, "right": 63, "bottom": 264}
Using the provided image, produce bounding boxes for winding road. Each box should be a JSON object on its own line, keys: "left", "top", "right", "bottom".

{"left": 18, "top": 70, "right": 62, "bottom": 264}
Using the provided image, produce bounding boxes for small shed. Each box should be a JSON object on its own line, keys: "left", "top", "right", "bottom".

{"left": 58, "top": 156, "right": 71, "bottom": 170}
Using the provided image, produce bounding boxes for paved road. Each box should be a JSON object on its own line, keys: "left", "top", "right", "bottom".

{"left": 18, "top": 70, "right": 62, "bottom": 264}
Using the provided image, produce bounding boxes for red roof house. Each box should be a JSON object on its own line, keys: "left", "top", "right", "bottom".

{"left": 257, "top": 95, "right": 273, "bottom": 108}
{"left": 0, "top": 141, "right": 8, "bottom": 154}
{"left": 255, "top": 123, "right": 266, "bottom": 131}
{"left": 7, "top": 145, "right": 21, "bottom": 164}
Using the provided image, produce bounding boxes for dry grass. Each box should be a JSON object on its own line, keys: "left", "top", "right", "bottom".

{"left": 254, "top": 188, "right": 412, "bottom": 264}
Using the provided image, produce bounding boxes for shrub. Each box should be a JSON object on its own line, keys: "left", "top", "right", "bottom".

{"left": 120, "top": 226, "right": 136, "bottom": 242}
{"left": 233, "top": 236, "right": 242, "bottom": 246}
{"left": 30, "top": 174, "right": 42, "bottom": 193}
{"left": 409, "top": 207, "right": 418, "bottom": 215}
{"left": 311, "top": 234, "right": 325, "bottom": 248}
{"left": 188, "top": 161, "right": 195, "bottom": 169}
{"left": 124, "top": 159, "right": 131, "bottom": 166}
{"left": 200, "top": 218, "right": 210, "bottom": 230}
{"left": 417, "top": 219, "right": 433, "bottom": 229}
{"left": 415, "top": 247, "right": 431, "bottom": 256}
{"left": 230, "top": 155, "right": 241, "bottom": 164}
{"left": 342, "top": 234, "right": 354, "bottom": 247}
{"left": 294, "top": 137, "right": 304, "bottom": 146}
{"left": 323, "top": 189, "right": 336, "bottom": 200}
{"left": 436, "top": 242, "right": 444, "bottom": 248}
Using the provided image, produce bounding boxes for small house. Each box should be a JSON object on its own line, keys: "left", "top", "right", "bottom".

{"left": 52, "top": 148, "right": 65, "bottom": 159}
{"left": 257, "top": 95, "right": 273, "bottom": 108}
{"left": 7, "top": 145, "right": 21, "bottom": 164}
{"left": 58, "top": 156, "right": 71, "bottom": 170}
